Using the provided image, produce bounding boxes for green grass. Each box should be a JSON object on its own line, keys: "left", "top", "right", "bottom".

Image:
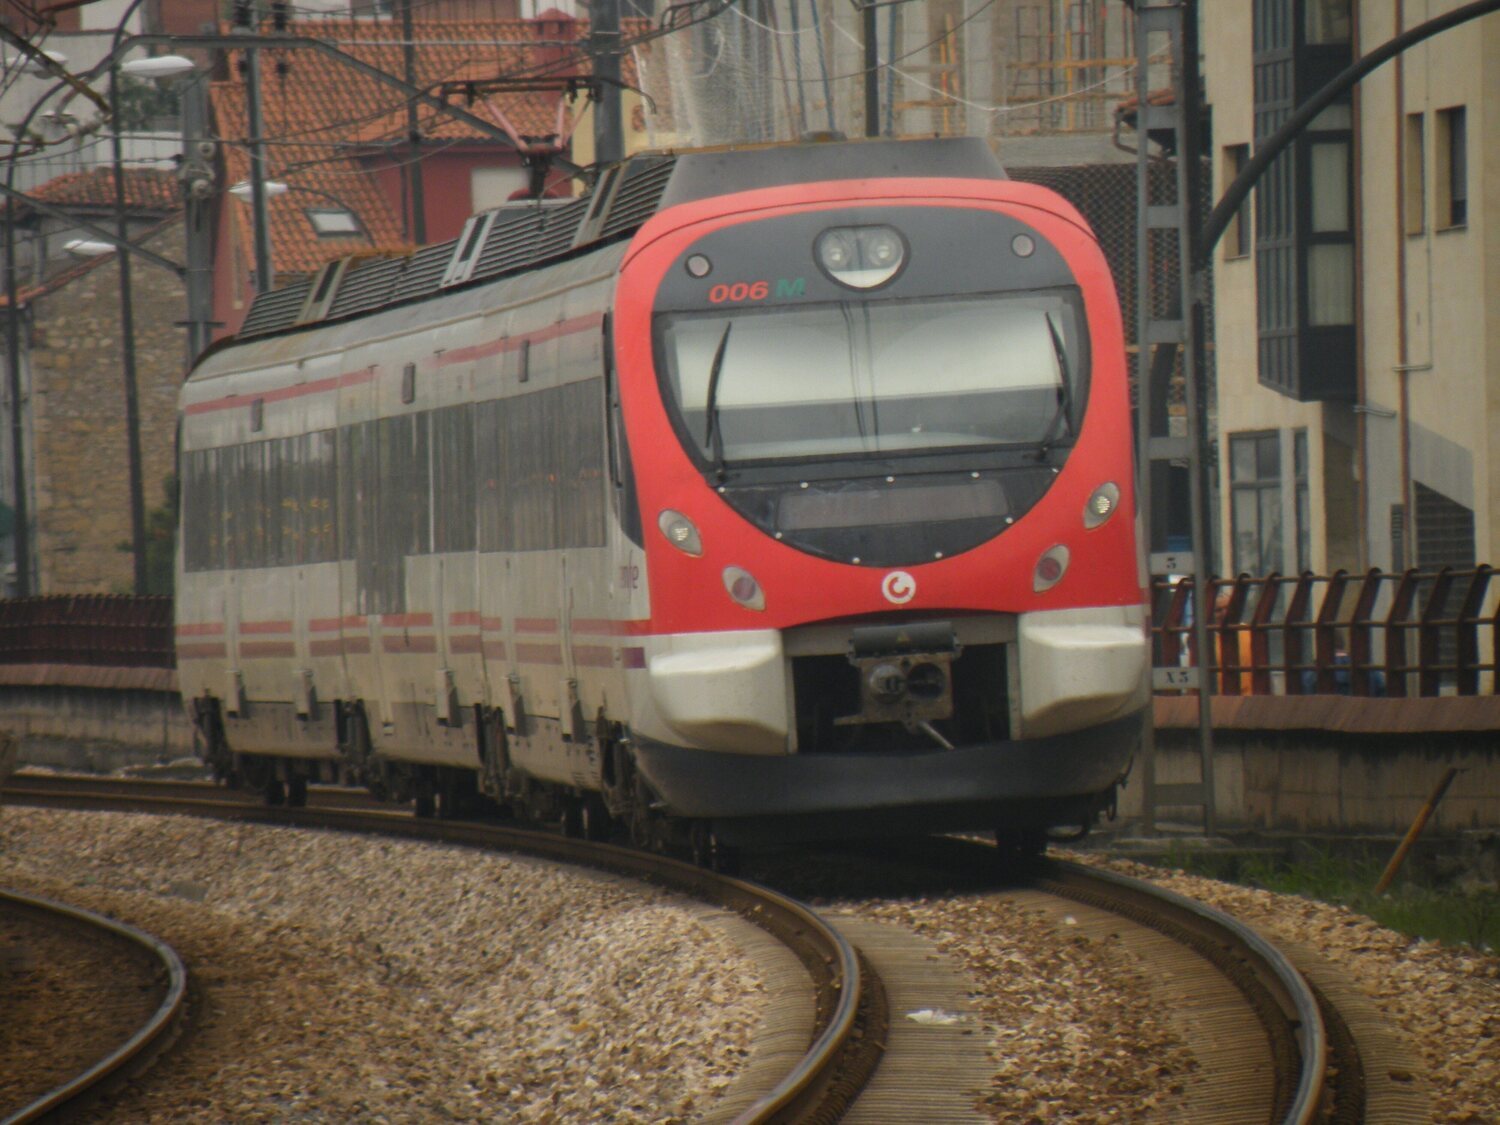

{"left": 1159, "top": 842, "right": 1500, "bottom": 953}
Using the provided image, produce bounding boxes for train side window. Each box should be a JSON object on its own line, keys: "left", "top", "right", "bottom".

{"left": 603, "top": 315, "right": 643, "bottom": 546}
{"left": 518, "top": 339, "right": 531, "bottom": 383}
{"left": 401, "top": 362, "right": 417, "bottom": 404}
{"left": 249, "top": 398, "right": 264, "bottom": 433}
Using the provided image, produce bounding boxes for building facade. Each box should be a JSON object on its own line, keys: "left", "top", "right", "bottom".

{"left": 1203, "top": 0, "right": 1499, "bottom": 578}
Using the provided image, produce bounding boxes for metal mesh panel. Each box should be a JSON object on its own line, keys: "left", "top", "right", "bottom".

{"left": 327, "top": 257, "right": 407, "bottom": 320}
{"left": 393, "top": 243, "right": 455, "bottom": 301}
{"left": 240, "top": 280, "right": 313, "bottom": 337}
{"left": 600, "top": 157, "right": 677, "bottom": 240}
{"left": 529, "top": 198, "right": 592, "bottom": 262}
{"left": 472, "top": 205, "right": 559, "bottom": 279}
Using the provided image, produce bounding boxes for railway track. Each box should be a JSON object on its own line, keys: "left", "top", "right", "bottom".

{"left": 5, "top": 775, "right": 1354, "bottom": 1122}
{"left": 4, "top": 776, "right": 882, "bottom": 1123}
{"left": 0, "top": 886, "right": 187, "bottom": 1123}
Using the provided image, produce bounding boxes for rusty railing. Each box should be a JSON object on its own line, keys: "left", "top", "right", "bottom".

{"left": 1153, "top": 568, "right": 1499, "bottom": 698}
{"left": 0, "top": 596, "right": 175, "bottom": 670}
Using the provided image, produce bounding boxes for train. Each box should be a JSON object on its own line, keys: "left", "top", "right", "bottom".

{"left": 176, "top": 137, "right": 1149, "bottom": 862}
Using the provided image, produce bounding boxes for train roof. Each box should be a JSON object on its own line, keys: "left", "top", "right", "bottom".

{"left": 234, "top": 137, "right": 1005, "bottom": 342}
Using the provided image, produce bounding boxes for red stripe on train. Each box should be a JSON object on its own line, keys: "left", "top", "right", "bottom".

{"left": 514, "top": 642, "right": 563, "bottom": 665}
{"left": 240, "top": 641, "right": 295, "bottom": 659}
{"left": 178, "top": 642, "right": 227, "bottom": 659}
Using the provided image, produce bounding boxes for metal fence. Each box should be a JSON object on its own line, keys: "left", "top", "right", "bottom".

{"left": 0, "top": 596, "right": 174, "bottom": 670}
{"left": 1155, "top": 568, "right": 1500, "bottom": 698}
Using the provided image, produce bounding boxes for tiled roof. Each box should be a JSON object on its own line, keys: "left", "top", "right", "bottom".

{"left": 28, "top": 167, "right": 181, "bottom": 212}
{"left": 214, "top": 81, "right": 410, "bottom": 277}
{"left": 210, "top": 15, "right": 621, "bottom": 276}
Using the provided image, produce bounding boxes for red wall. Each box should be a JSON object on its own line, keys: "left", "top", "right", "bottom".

{"left": 362, "top": 147, "right": 541, "bottom": 244}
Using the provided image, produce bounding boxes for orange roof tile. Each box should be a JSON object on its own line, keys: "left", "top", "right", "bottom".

{"left": 214, "top": 80, "right": 410, "bottom": 277}
{"left": 210, "top": 15, "right": 627, "bottom": 276}
{"left": 29, "top": 167, "right": 181, "bottom": 212}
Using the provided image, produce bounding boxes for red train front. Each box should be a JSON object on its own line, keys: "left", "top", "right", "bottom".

{"left": 610, "top": 140, "right": 1149, "bottom": 845}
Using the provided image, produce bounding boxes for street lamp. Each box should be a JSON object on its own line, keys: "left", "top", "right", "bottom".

{"left": 104, "top": 48, "right": 198, "bottom": 595}
{"left": 118, "top": 54, "right": 194, "bottom": 81}
{"left": 63, "top": 239, "right": 117, "bottom": 257}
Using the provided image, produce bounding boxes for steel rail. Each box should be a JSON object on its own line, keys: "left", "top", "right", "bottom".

{"left": 2, "top": 782, "right": 882, "bottom": 1124}
{"left": 881, "top": 835, "right": 1331, "bottom": 1125}
{"left": 1041, "top": 858, "right": 1328, "bottom": 1125}
{"left": 0, "top": 888, "right": 188, "bottom": 1125}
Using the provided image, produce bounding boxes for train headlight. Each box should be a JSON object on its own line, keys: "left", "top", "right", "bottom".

{"left": 657, "top": 510, "right": 703, "bottom": 556}
{"left": 1033, "top": 544, "right": 1070, "bottom": 593}
{"left": 722, "top": 566, "right": 765, "bottom": 611}
{"left": 1083, "top": 482, "right": 1120, "bottom": 529}
{"left": 815, "top": 225, "right": 907, "bottom": 289}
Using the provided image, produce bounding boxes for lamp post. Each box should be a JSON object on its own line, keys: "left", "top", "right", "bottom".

{"left": 112, "top": 54, "right": 211, "bottom": 366}
{"left": 110, "top": 47, "right": 149, "bottom": 594}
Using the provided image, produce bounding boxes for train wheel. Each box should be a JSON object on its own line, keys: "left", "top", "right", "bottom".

{"left": 579, "top": 798, "right": 612, "bottom": 842}
{"left": 690, "top": 823, "right": 740, "bottom": 876}
{"left": 414, "top": 788, "right": 436, "bottom": 819}
{"left": 559, "top": 799, "right": 584, "bottom": 839}
{"left": 994, "top": 828, "right": 1046, "bottom": 859}
{"left": 286, "top": 776, "right": 308, "bottom": 809}
{"left": 264, "top": 778, "right": 286, "bottom": 807}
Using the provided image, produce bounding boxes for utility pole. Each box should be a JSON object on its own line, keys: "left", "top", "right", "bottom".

{"left": 2, "top": 194, "right": 30, "bottom": 597}
{"left": 1133, "top": 0, "right": 1215, "bottom": 836}
{"left": 591, "top": 0, "right": 623, "bottom": 165}
{"left": 236, "top": 2, "right": 274, "bottom": 292}
{"left": 400, "top": 0, "right": 425, "bottom": 242}
{"left": 180, "top": 71, "right": 215, "bottom": 362}
{"left": 110, "top": 56, "right": 149, "bottom": 594}
{"left": 862, "top": 2, "right": 879, "bottom": 137}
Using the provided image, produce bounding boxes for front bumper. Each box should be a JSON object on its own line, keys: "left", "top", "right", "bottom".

{"left": 632, "top": 709, "right": 1142, "bottom": 834}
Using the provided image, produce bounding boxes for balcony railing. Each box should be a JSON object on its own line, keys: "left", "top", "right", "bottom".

{"left": 1154, "top": 568, "right": 1499, "bottom": 697}
{"left": 0, "top": 595, "right": 174, "bottom": 670}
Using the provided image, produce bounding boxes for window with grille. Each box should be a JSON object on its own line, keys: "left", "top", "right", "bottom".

{"left": 1230, "top": 431, "right": 1283, "bottom": 576}
{"left": 1437, "top": 106, "right": 1468, "bottom": 229}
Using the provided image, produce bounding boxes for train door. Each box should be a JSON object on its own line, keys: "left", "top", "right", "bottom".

{"left": 294, "top": 353, "right": 344, "bottom": 733}
{"left": 336, "top": 363, "right": 390, "bottom": 736}
{"left": 507, "top": 296, "right": 563, "bottom": 727}
{"left": 474, "top": 304, "right": 513, "bottom": 742}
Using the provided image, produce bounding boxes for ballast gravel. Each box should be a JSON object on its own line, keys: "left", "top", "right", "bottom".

{"left": 0, "top": 808, "right": 765, "bottom": 1123}
{"left": 1072, "top": 851, "right": 1500, "bottom": 1125}
{"left": 850, "top": 892, "right": 1197, "bottom": 1121}
{"left": 5, "top": 803, "right": 1499, "bottom": 1123}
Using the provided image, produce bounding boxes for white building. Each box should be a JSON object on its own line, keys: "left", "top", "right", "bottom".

{"left": 1203, "top": 0, "right": 1499, "bottom": 577}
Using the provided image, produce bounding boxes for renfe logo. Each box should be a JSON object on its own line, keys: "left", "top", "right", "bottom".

{"left": 881, "top": 571, "right": 916, "bottom": 605}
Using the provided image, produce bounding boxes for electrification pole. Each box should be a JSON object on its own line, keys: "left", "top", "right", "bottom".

{"left": 400, "top": 0, "right": 426, "bottom": 242}
{"left": 110, "top": 57, "right": 149, "bottom": 593}
{"left": 591, "top": 0, "right": 624, "bottom": 164}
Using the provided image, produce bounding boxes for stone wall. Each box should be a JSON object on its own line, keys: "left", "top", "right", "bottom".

{"left": 1119, "top": 697, "right": 1500, "bottom": 834}
{"left": 0, "top": 683, "right": 193, "bottom": 769}
{"left": 28, "top": 222, "right": 186, "bottom": 593}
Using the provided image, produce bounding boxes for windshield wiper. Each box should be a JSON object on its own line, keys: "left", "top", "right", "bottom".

{"left": 702, "top": 322, "right": 733, "bottom": 482}
{"left": 1033, "top": 313, "right": 1074, "bottom": 462}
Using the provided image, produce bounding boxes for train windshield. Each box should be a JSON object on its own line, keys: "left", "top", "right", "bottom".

{"left": 656, "top": 289, "right": 1086, "bottom": 466}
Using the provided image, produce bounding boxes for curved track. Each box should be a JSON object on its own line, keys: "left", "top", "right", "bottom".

{"left": 3, "top": 776, "right": 883, "bottom": 1124}
{"left": 0, "top": 887, "right": 187, "bottom": 1124}
{"left": 5, "top": 777, "right": 1355, "bottom": 1123}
